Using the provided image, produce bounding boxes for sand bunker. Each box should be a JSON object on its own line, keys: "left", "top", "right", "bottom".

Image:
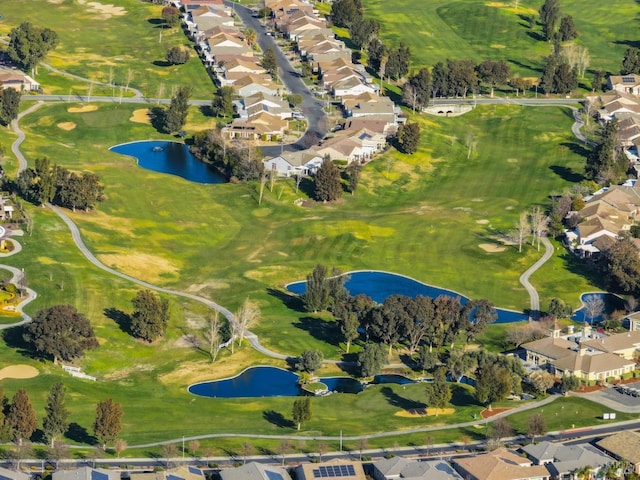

{"left": 58, "top": 122, "right": 77, "bottom": 131}
{"left": 130, "top": 109, "right": 151, "bottom": 124}
{"left": 476, "top": 219, "right": 489, "bottom": 224}
{"left": 0, "top": 365, "right": 39, "bottom": 380}
{"left": 395, "top": 407, "right": 455, "bottom": 417}
{"left": 77, "top": 0, "right": 127, "bottom": 17}
{"left": 68, "top": 105, "right": 98, "bottom": 113}
{"left": 479, "top": 243, "right": 506, "bottom": 253}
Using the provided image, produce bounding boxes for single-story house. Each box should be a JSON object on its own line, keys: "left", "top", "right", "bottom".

{"left": 372, "top": 457, "right": 464, "bottom": 480}
{"left": 312, "top": 135, "right": 364, "bottom": 163}
{"left": 332, "top": 76, "right": 376, "bottom": 98}
{"left": 233, "top": 74, "right": 281, "bottom": 98}
{"left": 220, "top": 462, "right": 292, "bottom": 480}
{"left": 608, "top": 74, "right": 640, "bottom": 96}
{"left": 223, "top": 112, "right": 288, "bottom": 140}
{"left": 244, "top": 92, "right": 292, "bottom": 119}
{"left": 54, "top": 467, "right": 121, "bottom": 480}
{"left": 0, "top": 467, "right": 30, "bottom": 480}
{"left": 130, "top": 467, "right": 206, "bottom": 480}
{"left": 453, "top": 448, "right": 551, "bottom": 480}
{"left": 596, "top": 431, "right": 640, "bottom": 474}
{"left": 0, "top": 68, "right": 40, "bottom": 91}
{"left": 296, "top": 459, "right": 366, "bottom": 480}
{"left": 263, "top": 150, "right": 324, "bottom": 177}
{"left": 520, "top": 442, "right": 614, "bottom": 480}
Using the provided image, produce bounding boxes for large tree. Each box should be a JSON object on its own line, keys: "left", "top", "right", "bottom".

{"left": 130, "top": 290, "right": 170, "bottom": 342}
{"left": 621, "top": 47, "right": 640, "bottom": 75}
{"left": 7, "top": 22, "right": 59, "bottom": 72}
{"left": 349, "top": 18, "right": 380, "bottom": 51}
{"left": 586, "top": 120, "right": 627, "bottom": 185}
{"left": 314, "top": 159, "right": 343, "bottom": 202}
{"left": 558, "top": 15, "right": 578, "bottom": 41}
{"left": 357, "top": 343, "right": 386, "bottom": 377}
{"left": 476, "top": 60, "right": 510, "bottom": 97}
{"left": 402, "top": 68, "right": 431, "bottom": 112}
{"left": 538, "top": 0, "right": 561, "bottom": 41}
{"left": 424, "top": 367, "right": 451, "bottom": 415}
{"left": 303, "top": 264, "right": 330, "bottom": 313}
{"left": 6, "top": 389, "right": 37, "bottom": 445}
{"left": 475, "top": 363, "right": 513, "bottom": 405}
{"left": 163, "top": 85, "right": 192, "bottom": 134}
{"left": 93, "top": 399, "right": 123, "bottom": 449}
{"left": 161, "top": 6, "right": 181, "bottom": 27}
{"left": 292, "top": 397, "right": 312, "bottom": 431}
{"left": 370, "top": 295, "right": 409, "bottom": 357}
{"left": 297, "top": 350, "right": 324, "bottom": 373}
{"left": 0, "top": 88, "right": 22, "bottom": 126}
{"left": 395, "top": 121, "right": 421, "bottom": 154}
{"left": 385, "top": 42, "right": 411, "bottom": 80}
{"left": 24, "top": 304, "right": 98, "bottom": 364}
{"left": 599, "top": 235, "right": 640, "bottom": 295}
{"left": 330, "top": 0, "right": 363, "bottom": 28}
{"left": 261, "top": 47, "right": 278, "bottom": 75}
{"left": 42, "top": 382, "right": 69, "bottom": 447}
{"left": 166, "top": 46, "right": 190, "bottom": 65}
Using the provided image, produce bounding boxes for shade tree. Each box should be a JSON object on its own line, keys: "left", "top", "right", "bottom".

{"left": 130, "top": 290, "right": 170, "bottom": 342}
{"left": 7, "top": 22, "right": 59, "bottom": 72}
{"left": 314, "top": 159, "right": 343, "bottom": 201}
{"left": 357, "top": 343, "right": 386, "bottom": 377}
{"left": 424, "top": 367, "right": 451, "bottom": 415}
{"left": 6, "top": 389, "right": 37, "bottom": 445}
{"left": 93, "top": 399, "right": 123, "bottom": 449}
{"left": 292, "top": 397, "right": 312, "bottom": 430}
{"left": 42, "top": 382, "right": 69, "bottom": 447}
{"left": 296, "top": 350, "right": 324, "bottom": 373}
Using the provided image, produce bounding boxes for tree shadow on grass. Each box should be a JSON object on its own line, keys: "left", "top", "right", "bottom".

{"left": 66, "top": 422, "right": 96, "bottom": 445}
{"left": 153, "top": 60, "right": 172, "bottom": 68}
{"left": 267, "top": 287, "right": 305, "bottom": 312}
{"left": 150, "top": 107, "right": 167, "bottom": 133}
{"left": 2, "top": 325, "right": 34, "bottom": 359}
{"left": 549, "top": 165, "right": 584, "bottom": 183}
{"left": 613, "top": 39, "right": 640, "bottom": 49}
{"left": 293, "top": 316, "right": 341, "bottom": 346}
{"left": 263, "top": 410, "right": 295, "bottom": 429}
{"left": 450, "top": 384, "right": 478, "bottom": 407}
{"left": 560, "top": 141, "right": 591, "bottom": 158}
{"left": 104, "top": 307, "right": 131, "bottom": 335}
{"left": 380, "top": 386, "right": 426, "bottom": 411}
{"left": 562, "top": 252, "right": 608, "bottom": 291}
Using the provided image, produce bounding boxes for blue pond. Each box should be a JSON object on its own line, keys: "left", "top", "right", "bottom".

{"left": 572, "top": 292, "right": 625, "bottom": 324}
{"left": 287, "top": 271, "right": 528, "bottom": 324}
{"left": 188, "top": 367, "right": 420, "bottom": 398}
{"left": 109, "top": 140, "right": 225, "bottom": 184}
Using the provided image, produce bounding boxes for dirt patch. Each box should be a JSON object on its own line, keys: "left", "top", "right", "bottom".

{"left": 68, "top": 105, "right": 98, "bottom": 113}
{"left": 57, "top": 122, "right": 77, "bottom": 131}
{"left": 395, "top": 407, "right": 455, "bottom": 417}
{"left": 481, "top": 407, "right": 512, "bottom": 419}
{"left": 77, "top": 0, "right": 127, "bottom": 18}
{"left": 185, "top": 281, "right": 230, "bottom": 294}
{"left": 479, "top": 243, "right": 506, "bottom": 253}
{"left": 97, "top": 252, "right": 179, "bottom": 284}
{"left": 0, "top": 365, "right": 39, "bottom": 380}
{"left": 130, "top": 109, "right": 151, "bottom": 124}
{"left": 476, "top": 219, "right": 489, "bottom": 224}
{"left": 575, "top": 384, "right": 605, "bottom": 393}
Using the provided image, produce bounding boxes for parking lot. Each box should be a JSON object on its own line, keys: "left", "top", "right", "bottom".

{"left": 601, "top": 382, "right": 640, "bottom": 407}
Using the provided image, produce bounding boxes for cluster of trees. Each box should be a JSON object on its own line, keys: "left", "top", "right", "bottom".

{"left": 598, "top": 234, "right": 640, "bottom": 297}
{"left": 330, "top": 0, "right": 410, "bottom": 81}
{"left": 0, "top": 384, "right": 123, "bottom": 450}
{"left": 0, "top": 88, "right": 21, "bottom": 126}
{"left": 585, "top": 120, "right": 628, "bottom": 185}
{"left": 15, "top": 158, "right": 105, "bottom": 211}
{"left": 313, "top": 159, "right": 363, "bottom": 202}
{"left": 621, "top": 47, "right": 640, "bottom": 75}
{"left": 538, "top": 0, "right": 578, "bottom": 43}
{"left": 429, "top": 59, "right": 510, "bottom": 99}
{"left": 547, "top": 183, "right": 593, "bottom": 237}
{"left": 190, "top": 129, "right": 263, "bottom": 181}
{"left": 541, "top": 52, "right": 578, "bottom": 94}
{"left": 6, "top": 22, "right": 59, "bottom": 72}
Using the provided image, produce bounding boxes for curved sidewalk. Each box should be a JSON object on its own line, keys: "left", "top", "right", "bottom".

{"left": 519, "top": 236, "right": 554, "bottom": 319}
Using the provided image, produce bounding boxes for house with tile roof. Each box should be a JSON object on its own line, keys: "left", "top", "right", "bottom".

{"left": 312, "top": 135, "right": 364, "bottom": 163}
{"left": 372, "top": 457, "right": 464, "bottom": 480}
{"left": 452, "top": 448, "right": 551, "bottom": 480}
{"left": 582, "top": 330, "right": 640, "bottom": 359}
{"left": 263, "top": 150, "right": 324, "bottom": 176}
{"left": 608, "top": 74, "right": 640, "bottom": 96}
{"left": 54, "top": 467, "right": 121, "bottom": 480}
{"left": 596, "top": 431, "right": 640, "bottom": 474}
{"left": 296, "top": 459, "right": 366, "bottom": 480}
{"left": 0, "top": 68, "right": 40, "bottom": 91}
{"left": 520, "top": 441, "right": 614, "bottom": 479}
{"left": 233, "top": 74, "right": 281, "bottom": 98}
{"left": 220, "top": 461, "right": 292, "bottom": 480}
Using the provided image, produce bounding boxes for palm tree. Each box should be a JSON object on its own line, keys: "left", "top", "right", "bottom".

{"left": 245, "top": 28, "right": 256, "bottom": 47}
{"left": 573, "top": 465, "right": 592, "bottom": 480}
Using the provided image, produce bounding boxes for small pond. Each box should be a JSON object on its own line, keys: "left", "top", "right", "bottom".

{"left": 189, "top": 366, "right": 421, "bottom": 398}
{"left": 109, "top": 140, "right": 226, "bottom": 184}
{"left": 571, "top": 292, "right": 625, "bottom": 324}
{"left": 287, "top": 271, "right": 528, "bottom": 324}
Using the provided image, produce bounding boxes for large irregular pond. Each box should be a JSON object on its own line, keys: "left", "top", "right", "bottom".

{"left": 188, "top": 366, "right": 419, "bottom": 398}
{"left": 109, "top": 140, "right": 225, "bottom": 184}
{"left": 287, "top": 270, "right": 529, "bottom": 323}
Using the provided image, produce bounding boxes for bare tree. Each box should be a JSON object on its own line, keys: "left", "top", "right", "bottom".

{"left": 278, "top": 440, "right": 291, "bottom": 466}
{"left": 465, "top": 132, "right": 477, "bottom": 159}
{"left": 258, "top": 173, "right": 267, "bottom": 205}
{"left": 114, "top": 439, "right": 127, "bottom": 458}
{"left": 241, "top": 441, "right": 253, "bottom": 464}
{"left": 269, "top": 169, "right": 277, "bottom": 192}
{"left": 202, "top": 311, "right": 222, "bottom": 363}
{"left": 157, "top": 82, "right": 165, "bottom": 105}
{"left": 162, "top": 443, "right": 179, "bottom": 468}
{"left": 235, "top": 298, "right": 260, "bottom": 347}
{"left": 358, "top": 438, "right": 368, "bottom": 461}
{"left": 317, "top": 441, "right": 328, "bottom": 462}
{"left": 529, "top": 206, "right": 547, "bottom": 250}
{"left": 583, "top": 294, "right": 605, "bottom": 324}
{"left": 188, "top": 439, "right": 200, "bottom": 458}
{"left": 108, "top": 67, "right": 115, "bottom": 96}
{"left": 295, "top": 173, "right": 303, "bottom": 193}
{"left": 125, "top": 68, "right": 134, "bottom": 94}
{"left": 516, "top": 211, "right": 530, "bottom": 253}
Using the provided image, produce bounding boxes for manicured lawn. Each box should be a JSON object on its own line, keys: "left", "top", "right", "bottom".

{"left": 361, "top": 0, "right": 637, "bottom": 80}
{"left": 0, "top": 0, "right": 214, "bottom": 98}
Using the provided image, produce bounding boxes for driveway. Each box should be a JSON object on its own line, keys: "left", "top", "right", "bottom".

{"left": 225, "top": 1, "right": 329, "bottom": 155}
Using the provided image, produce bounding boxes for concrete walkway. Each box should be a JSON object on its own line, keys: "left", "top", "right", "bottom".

{"left": 519, "top": 236, "right": 554, "bottom": 319}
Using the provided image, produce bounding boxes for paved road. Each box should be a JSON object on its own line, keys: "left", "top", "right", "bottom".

{"left": 224, "top": 0, "right": 329, "bottom": 154}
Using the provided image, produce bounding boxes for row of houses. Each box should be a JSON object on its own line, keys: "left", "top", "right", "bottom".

{"left": 5, "top": 433, "right": 640, "bottom": 480}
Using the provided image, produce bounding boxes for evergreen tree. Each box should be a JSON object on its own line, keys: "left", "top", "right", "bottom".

{"left": 424, "top": 367, "right": 452, "bottom": 415}
{"left": 314, "top": 159, "right": 342, "bottom": 202}
{"left": 261, "top": 47, "right": 277, "bottom": 74}
{"left": 357, "top": 343, "right": 386, "bottom": 377}
{"left": 6, "top": 389, "right": 37, "bottom": 445}
{"left": 476, "top": 60, "right": 510, "bottom": 97}
{"left": 586, "top": 120, "right": 627, "bottom": 184}
{"left": 42, "top": 382, "right": 69, "bottom": 447}
{"left": 385, "top": 42, "right": 411, "bottom": 80}
{"left": 621, "top": 47, "right": 640, "bottom": 75}
{"left": 558, "top": 15, "right": 577, "bottom": 41}
{"left": 302, "top": 264, "right": 330, "bottom": 312}
{"left": 538, "top": 0, "right": 561, "bottom": 41}
{"left": 7, "top": 22, "right": 59, "bottom": 72}
{"left": 166, "top": 46, "right": 190, "bottom": 65}
{"left": 0, "top": 88, "right": 22, "bottom": 126}
{"left": 93, "top": 399, "right": 123, "bottom": 449}
{"left": 330, "top": 0, "right": 363, "bottom": 28}
{"left": 211, "top": 86, "right": 235, "bottom": 117}
{"left": 402, "top": 68, "right": 431, "bottom": 111}
{"left": 292, "top": 397, "right": 312, "bottom": 431}
{"left": 130, "top": 290, "right": 170, "bottom": 342}
{"left": 395, "top": 121, "right": 421, "bottom": 154}
{"left": 431, "top": 62, "right": 448, "bottom": 98}
{"left": 345, "top": 162, "right": 361, "bottom": 195}
{"left": 297, "top": 350, "right": 324, "bottom": 373}
{"left": 163, "top": 85, "right": 191, "bottom": 134}
{"left": 349, "top": 18, "right": 380, "bottom": 51}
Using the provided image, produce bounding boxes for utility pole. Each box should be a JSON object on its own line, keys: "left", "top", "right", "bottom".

{"left": 339, "top": 430, "right": 342, "bottom": 452}
{"left": 182, "top": 436, "right": 185, "bottom": 461}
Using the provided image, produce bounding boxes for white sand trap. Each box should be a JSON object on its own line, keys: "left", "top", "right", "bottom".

{"left": 130, "top": 109, "right": 151, "bottom": 124}
{"left": 68, "top": 105, "right": 98, "bottom": 113}
{"left": 479, "top": 243, "right": 506, "bottom": 253}
{"left": 85, "top": 1, "right": 127, "bottom": 17}
{"left": 58, "top": 122, "right": 77, "bottom": 131}
{"left": 0, "top": 365, "right": 39, "bottom": 380}
{"left": 476, "top": 219, "right": 489, "bottom": 224}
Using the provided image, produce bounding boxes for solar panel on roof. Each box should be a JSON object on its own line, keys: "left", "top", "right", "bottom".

{"left": 167, "top": 474, "right": 184, "bottom": 480}
{"left": 623, "top": 76, "right": 637, "bottom": 83}
{"left": 188, "top": 467, "right": 201, "bottom": 476}
{"left": 91, "top": 471, "right": 110, "bottom": 480}
{"left": 0, "top": 475, "right": 14, "bottom": 480}
{"left": 313, "top": 465, "right": 356, "bottom": 478}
